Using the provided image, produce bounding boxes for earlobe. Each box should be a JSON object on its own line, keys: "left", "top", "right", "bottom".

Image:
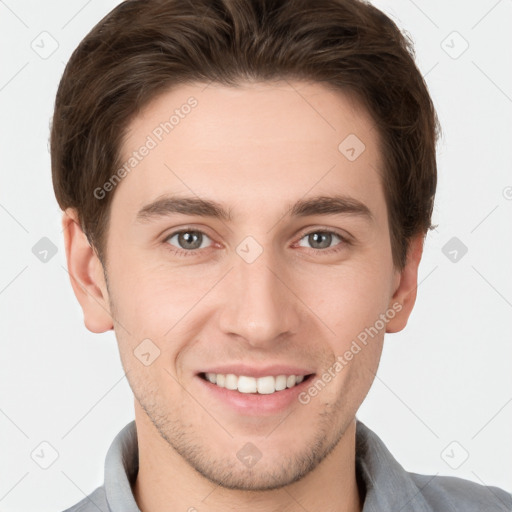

{"left": 62, "top": 208, "right": 114, "bottom": 333}
{"left": 385, "top": 235, "right": 424, "bottom": 333}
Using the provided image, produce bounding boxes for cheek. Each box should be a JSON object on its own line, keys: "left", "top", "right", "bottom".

{"left": 109, "top": 253, "right": 213, "bottom": 330}
{"left": 302, "top": 261, "right": 393, "bottom": 345}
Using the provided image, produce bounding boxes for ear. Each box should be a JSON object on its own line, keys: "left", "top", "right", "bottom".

{"left": 385, "top": 234, "right": 424, "bottom": 333}
{"left": 62, "top": 208, "right": 113, "bottom": 333}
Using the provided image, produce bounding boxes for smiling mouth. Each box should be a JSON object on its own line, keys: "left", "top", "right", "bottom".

{"left": 199, "top": 372, "right": 314, "bottom": 394}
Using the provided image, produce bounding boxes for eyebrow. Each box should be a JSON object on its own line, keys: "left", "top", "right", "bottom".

{"left": 135, "top": 194, "right": 373, "bottom": 223}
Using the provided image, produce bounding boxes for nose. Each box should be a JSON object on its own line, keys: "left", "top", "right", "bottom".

{"left": 218, "top": 247, "right": 300, "bottom": 348}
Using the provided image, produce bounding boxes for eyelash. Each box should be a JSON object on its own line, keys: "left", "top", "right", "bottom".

{"left": 162, "top": 227, "right": 351, "bottom": 258}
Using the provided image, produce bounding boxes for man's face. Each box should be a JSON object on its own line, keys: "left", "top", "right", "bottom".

{"left": 97, "top": 80, "right": 406, "bottom": 489}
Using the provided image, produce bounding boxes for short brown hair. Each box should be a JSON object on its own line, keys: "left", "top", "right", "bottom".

{"left": 51, "top": 0, "right": 439, "bottom": 270}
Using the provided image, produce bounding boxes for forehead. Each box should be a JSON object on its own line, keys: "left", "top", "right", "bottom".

{"left": 112, "top": 80, "right": 385, "bottom": 224}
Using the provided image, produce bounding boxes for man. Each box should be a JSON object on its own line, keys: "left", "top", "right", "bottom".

{"left": 52, "top": 0, "right": 512, "bottom": 511}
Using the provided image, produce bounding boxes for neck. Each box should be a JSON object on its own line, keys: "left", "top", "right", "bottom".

{"left": 132, "top": 404, "right": 362, "bottom": 512}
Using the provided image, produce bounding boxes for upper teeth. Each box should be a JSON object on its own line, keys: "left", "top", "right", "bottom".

{"left": 204, "top": 373, "right": 305, "bottom": 394}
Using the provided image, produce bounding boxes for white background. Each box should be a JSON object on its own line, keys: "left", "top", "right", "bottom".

{"left": 1, "top": 0, "right": 511, "bottom": 510}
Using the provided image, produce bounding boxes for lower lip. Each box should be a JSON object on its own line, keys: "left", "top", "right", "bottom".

{"left": 196, "top": 374, "right": 314, "bottom": 416}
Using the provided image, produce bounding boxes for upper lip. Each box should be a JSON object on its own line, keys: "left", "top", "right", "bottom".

{"left": 197, "top": 364, "right": 315, "bottom": 378}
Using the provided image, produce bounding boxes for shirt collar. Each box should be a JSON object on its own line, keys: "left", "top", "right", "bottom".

{"left": 103, "top": 420, "right": 140, "bottom": 512}
{"left": 355, "top": 420, "right": 434, "bottom": 512}
{"left": 103, "top": 419, "right": 435, "bottom": 512}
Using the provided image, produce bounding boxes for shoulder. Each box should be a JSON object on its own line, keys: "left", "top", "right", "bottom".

{"left": 410, "top": 471, "right": 512, "bottom": 511}
{"left": 60, "top": 486, "right": 109, "bottom": 512}
{"left": 355, "top": 420, "right": 512, "bottom": 512}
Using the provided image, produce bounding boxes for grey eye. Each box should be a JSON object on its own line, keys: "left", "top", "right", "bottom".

{"left": 298, "top": 231, "right": 342, "bottom": 250}
{"left": 166, "top": 230, "right": 212, "bottom": 251}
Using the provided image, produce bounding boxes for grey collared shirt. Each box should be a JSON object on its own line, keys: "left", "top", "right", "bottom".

{"left": 62, "top": 420, "right": 512, "bottom": 511}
